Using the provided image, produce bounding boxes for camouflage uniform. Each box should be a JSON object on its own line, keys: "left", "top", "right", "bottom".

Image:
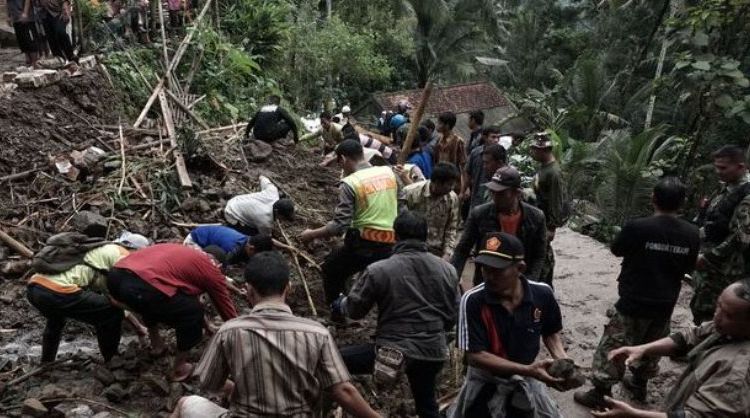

{"left": 533, "top": 160, "right": 566, "bottom": 287}
{"left": 691, "top": 174, "right": 750, "bottom": 324}
{"left": 590, "top": 308, "right": 670, "bottom": 390}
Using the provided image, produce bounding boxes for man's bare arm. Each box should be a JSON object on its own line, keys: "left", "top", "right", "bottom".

{"left": 330, "top": 382, "right": 381, "bottom": 418}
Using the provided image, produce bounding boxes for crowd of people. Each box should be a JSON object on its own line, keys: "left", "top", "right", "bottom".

{"left": 5, "top": 0, "right": 194, "bottom": 69}
{"left": 23, "top": 96, "right": 750, "bottom": 417}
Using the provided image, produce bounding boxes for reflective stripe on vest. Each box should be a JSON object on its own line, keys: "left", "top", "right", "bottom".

{"left": 342, "top": 166, "right": 398, "bottom": 243}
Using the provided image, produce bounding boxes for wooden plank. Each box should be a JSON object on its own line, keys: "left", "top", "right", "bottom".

{"left": 158, "top": 91, "right": 193, "bottom": 188}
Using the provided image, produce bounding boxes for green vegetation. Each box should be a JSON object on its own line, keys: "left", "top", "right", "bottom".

{"left": 98, "top": 0, "right": 749, "bottom": 238}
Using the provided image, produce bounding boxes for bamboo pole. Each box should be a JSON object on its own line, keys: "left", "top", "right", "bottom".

{"left": 0, "top": 229, "right": 34, "bottom": 258}
{"left": 277, "top": 220, "right": 318, "bottom": 317}
{"left": 133, "top": 0, "right": 215, "bottom": 128}
{"left": 397, "top": 81, "right": 434, "bottom": 165}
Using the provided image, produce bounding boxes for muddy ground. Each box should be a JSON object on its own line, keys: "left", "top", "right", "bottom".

{"left": 0, "top": 70, "right": 694, "bottom": 417}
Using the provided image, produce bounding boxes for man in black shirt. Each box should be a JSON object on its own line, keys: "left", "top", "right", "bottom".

{"left": 574, "top": 177, "right": 700, "bottom": 409}
{"left": 244, "top": 95, "right": 299, "bottom": 143}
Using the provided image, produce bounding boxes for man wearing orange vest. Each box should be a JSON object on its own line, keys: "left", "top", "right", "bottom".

{"left": 300, "top": 139, "right": 402, "bottom": 320}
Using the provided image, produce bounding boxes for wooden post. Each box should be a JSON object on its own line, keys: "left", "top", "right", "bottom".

{"left": 397, "top": 81, "right": 434, "bottom": 165}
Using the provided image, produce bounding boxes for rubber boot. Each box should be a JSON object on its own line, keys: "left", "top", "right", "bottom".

{"left": 573, "top": 386, "right": 611, "bottom": 409}
{"left": 622, "top": 375, "right": 647, "bottom": 402}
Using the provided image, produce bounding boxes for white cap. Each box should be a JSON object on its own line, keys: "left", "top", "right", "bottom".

{"left": 342, "top": 105, "right": 351, "bottom": 113}
{"left": 114, "top": 231, "right": 151, "bottom": 249}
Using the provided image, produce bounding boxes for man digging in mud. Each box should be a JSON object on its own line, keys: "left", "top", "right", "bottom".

{"left": 589, "top": 280, "right": 750, "bottom": 417}
{"left": 299, "top": 139, "right": 401, "bottom": 322}
{"left": 26, "top": 232, "right": 150, "bottom": 364}
{"left": 224, "top": 174, "right": 295, "bottom": 236}
{"left": 171, "top": 252, "right": 381, "bottom": 418}
{"left": 107, "top": 243, "right": 238, "bottom": 381}
{"left": 450, "top": 232, "right": 570, "bottom": 418}
{"left": 574, "top": 177, "right": 700, "bottom": 408}
{"left": 244, "top": 94, "right": 299, "bottom": 143}
{"left": 183, "top": 224, "right": 273, "bottom": 265}
{"left": 332, "top": 211, "right": 459, "bottom": 418}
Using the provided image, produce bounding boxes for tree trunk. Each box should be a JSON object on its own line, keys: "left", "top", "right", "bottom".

{"left": 644, "top": 0, "right": 680, "bottom": 129}
{"left": 149, "top": 0, "right": 159, "bottom": 40}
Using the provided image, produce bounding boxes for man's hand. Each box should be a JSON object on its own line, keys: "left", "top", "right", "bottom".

{"left": 695, "top": 254, "right": 707, "bottom": 271}
{"left": 525, "top": 359, "right": 564, "bottom": 386}
{"left": 393, "top": 165, "right": 413, "bottom": 185}
{"left": 608, "top": 346, "right": 645, "bottom": 368}
{"left": 299, "top": 229, "right": 317, "bottom": 244}
{"left": 590, "top": 396, "right": 641, "bottom": 417}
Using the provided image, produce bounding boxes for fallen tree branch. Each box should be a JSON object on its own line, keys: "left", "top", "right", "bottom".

{"left": 271, "top": 239, "right": 321, "bottom": 271}
{"left": 0, "top": 168, "right": 42, "bottom": 183}
{"left": 196, "top": 122, "right": 248, "bottom": 136}
{"left": 398, "top": 81, "right": 434, "bottom": 165}
{"left": 0, "top": 229, "right": 34, "bottom": 258}
{"left": 277, "top": 220, "right": 317, "bottom": 316}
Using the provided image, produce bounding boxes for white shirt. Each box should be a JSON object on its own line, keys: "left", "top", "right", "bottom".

{"left": 224, "top": 176, "right": 279, "bottom": 234}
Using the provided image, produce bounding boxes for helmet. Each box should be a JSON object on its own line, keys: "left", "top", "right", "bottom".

{"left": 390, "top": 113, "right": 407, "bottom": 129}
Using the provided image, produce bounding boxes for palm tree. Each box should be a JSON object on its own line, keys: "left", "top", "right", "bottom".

{"left": 389, "top": 0, "right": 499, "bottom": 86}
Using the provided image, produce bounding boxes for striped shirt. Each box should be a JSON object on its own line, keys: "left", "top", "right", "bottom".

{"left": 195, "top": 302, "right": 351, "bottom": 417}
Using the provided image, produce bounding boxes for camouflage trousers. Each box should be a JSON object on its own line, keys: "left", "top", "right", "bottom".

{"left": 690, "top": 269, "right": 737, "bottom": 325}
{"left": 538, "top": 241, "right": 554, "bottom": 287}
{"left": 590, "top": 307, "right": 670, "bottom": 390}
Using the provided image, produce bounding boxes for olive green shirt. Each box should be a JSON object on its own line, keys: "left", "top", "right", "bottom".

{"left": 533, "top": 160, "right": 566, "bottom": 229}
{"left": 665, "top": 322, "right": 750, "bottom": 417}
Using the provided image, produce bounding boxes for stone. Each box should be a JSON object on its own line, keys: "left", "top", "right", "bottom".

{"left": 93, "top": 366, "right": 115, "bottom": 386}
{"left": 67, "top": 404, "right": 94, "bottom": 418}
{"left": 92, "top": 412, "right": 114, "bottom": 418}
{"left": 102, "top": 383, "right": 128, "bottom": 403}
{"left": 548, "top": 358, "right": 585, "bottom": 391}
{"left": 79, "top": 56, "right": 97, "bottom": 70}
{"left": 112, "top": 369, "right": 129, "bottom": 382}
{"left": 22, "top": 398, "right": 48, "bottom": 417}
{"left": 72, "top": 210, "right": 108, "bottom": 238}
{"left": 2, "top": 72, "right": 18, "bottom": 82}
{"left": 145, "top": 375, "right": 170, "bottom": 396}
{"left": 14, "top": 69, "right": 62, "bottom": 88}
{"left": 40, "top": 383, "right": 69, "bottom": 399}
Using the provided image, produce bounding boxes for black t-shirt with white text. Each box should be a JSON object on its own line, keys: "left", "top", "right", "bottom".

{"left": 611, "top": 215, "right": 699, "bottom": 319}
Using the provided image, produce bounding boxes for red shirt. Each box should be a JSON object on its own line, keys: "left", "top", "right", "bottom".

{"left": 115, "top": 243, "right": 237, "bottom": 321}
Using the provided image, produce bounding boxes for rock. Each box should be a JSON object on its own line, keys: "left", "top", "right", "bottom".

{"left": 93, "top": 366, "right": 115, "bottom": 386}
{"left": 112, "top": 369, "right": 129, "bottom": 382}
{"left": 548, "top": 358, "right": 586, "bottom": 391}
{"left": 102, "top": 383, "right": 128, "bottom": 403}
{"left": 40, "top": 383, "right": 69, "bottom": 399}
{"left": 180, "top": 197, "right": 211, "bottom": 213}
{"left": 122, "top": 357, "right": 139, "bottom": 371}
{"left": 72, "top": 210, "right": 108, "bottom": 238}
{"left": 92, "top": 412, "right": 113, "bottom": 418}
{"left": 15, "top": 69, "right": 62, "bottom": 88}
{"left": 67, "top": 404, "right": 94, "bottom": 418}
{"left": 0, "top": 260, "right": 31, "bottom": 276}
{"left": 22, "top": 398, "right": 48, "bottom": 417}
{"left": 145, "top": 375, "right": 170, "bottom": 396}
{"left": 2, "top": 72, "right": 17, "bottom": 82}
{"left": 79, "top": 56, "right": 97, "bottom": 70}
{"left": 245, "top": 140, "right": 273, "bottom": 162}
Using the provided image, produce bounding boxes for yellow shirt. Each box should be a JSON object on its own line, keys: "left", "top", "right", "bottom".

{"left": 29, "top": 244, "right": 129, "bottom": 294}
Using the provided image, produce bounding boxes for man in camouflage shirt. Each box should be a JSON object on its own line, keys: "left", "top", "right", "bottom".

{"left": 529, "top": 133, "right": 568, "bottom": 287}
{"left": 691, "top": 145, "right": 750, "bottom": 325}
{"left": 403, "top": 162, "right": 461, "bottom": 260}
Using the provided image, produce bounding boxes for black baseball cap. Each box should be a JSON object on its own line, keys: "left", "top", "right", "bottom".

{"left": 474, "top": 232, "right": 525, "bottom": 269}
{"left": 485, "top": 166, "right": 521, "bottom": 193}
